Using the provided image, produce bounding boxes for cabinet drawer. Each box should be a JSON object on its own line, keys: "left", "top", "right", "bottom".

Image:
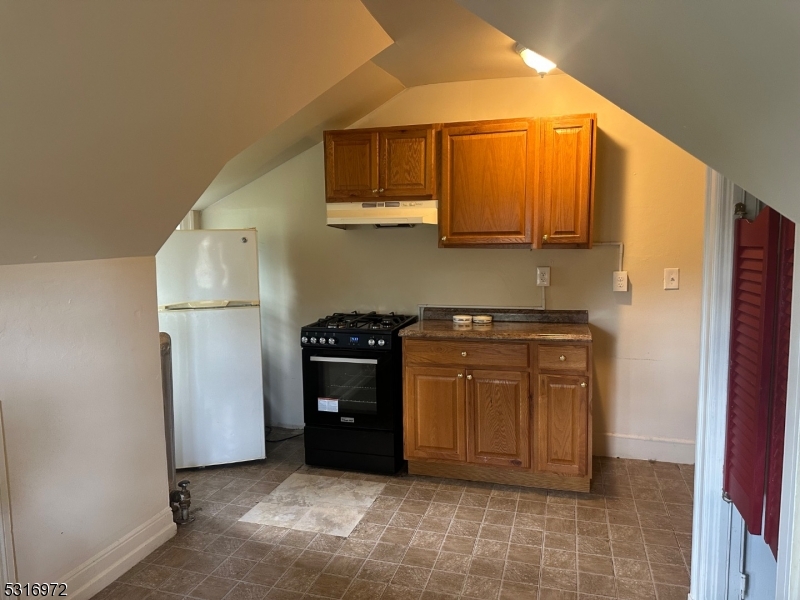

{"left": 538, "top": 345, "right": 588, "bottom": 372}
{"left": 405, "top": 340, "right": 529, "bottom": 368}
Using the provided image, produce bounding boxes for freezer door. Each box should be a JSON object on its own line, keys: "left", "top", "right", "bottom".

{"left": 156, "top": 229, "right": 259, "bottom": 306}
{"left": 160, "top": 305, "right": 265, "bottom": 468}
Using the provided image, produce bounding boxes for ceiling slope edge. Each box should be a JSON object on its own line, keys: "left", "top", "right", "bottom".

{"left": 196, "top": 61, "right": 404, "bottom": 211}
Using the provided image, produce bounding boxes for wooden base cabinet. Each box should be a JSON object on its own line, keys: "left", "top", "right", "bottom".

{"left": 404, "top": 366, "right": 466, "bottom": 462}
{"left": 403, "top": 336, "right": 592, "bottom": 492}
{"left": 535, "top": 374, "right": 589, "bottom": 476}
{"left": 467, "top": 370, "right": 530, "bottom": 468}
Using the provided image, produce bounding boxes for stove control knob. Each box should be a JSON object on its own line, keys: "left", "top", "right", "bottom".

{"left": 310, "top": 337, "right": 317, "bottom": 344}
{"left": 319, "top": 337, "right": 327, "bottom": 344}
{"left": 327, "top": 337, "right": 336, "bottom": 345}
{"left": 368, "top": 338, "right": 376, "bottom": 346}
{"left": 301, "top": 336, "right": 308, "bottom": 344}
{"left": 377, "top": 339, "right": 386, "bottom": 347}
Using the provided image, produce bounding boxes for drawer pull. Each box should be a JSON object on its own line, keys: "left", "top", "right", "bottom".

{"left": 467, "top": 375, "right": 473, "bottom": 380}
{"left": 559, "top": 355, "right": 566, "bottom": 361}
{"left": 461, "top": 351, "right": 467, "bottom": 357}
{"left": 457, "top": 373, "right": 463, "bottom": 378}
{"left": 580, "top": 382, "right": 587, "bottom": 388}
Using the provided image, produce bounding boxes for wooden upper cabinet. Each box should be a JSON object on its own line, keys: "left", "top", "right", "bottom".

{"left": 404, "top": 366, "right": 466, "bottom": 462}
{"left": 380, "top": 127, "right": 437, "bottom": 197}
{"left": 535, "top": 373, "right": 589, "bottom": 477}
{"left": 466, "top": 370, "right": 530, "bottom": 468}
{"left": 538, "top": 114, "right": 596, "bottom": 248}
{"left": 324, "top": 131, "right": 379, "bottom": 200}
{"left": 440, "top": 119, "right": 537, "bottom": 247}
{"left": 324, "top": 126, "right": 437, "bottom": 202}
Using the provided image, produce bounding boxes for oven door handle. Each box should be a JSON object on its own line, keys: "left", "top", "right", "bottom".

{"left": 309, "top": 356, "right": 379, "bottom": 365}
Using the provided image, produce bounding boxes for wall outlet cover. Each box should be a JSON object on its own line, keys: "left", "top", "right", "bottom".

{"left": 613, "top": 271, "right": 628, "bottom": 292}
{"left": 664, "top": 267, "right": 680, "bottom": 290}
{"left": 536, "top": 266, "right": 551, "bottom": 287}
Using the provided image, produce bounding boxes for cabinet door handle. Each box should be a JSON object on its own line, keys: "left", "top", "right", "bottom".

{"left": 461, "top": 351, "right": 467, "bottom": 357}
{"left": 580, "top": 382, "right": 587, "bottom": 388}
{"left": 559, "top": 355, "right": 566, "bottom": 361}
{"left": 379, "top": 188, "right": 385, "bottom": 192}
{"left": 372, "top": 189, "right": 378, "bottom": 193}
{"left": 467, "top": 375, "right": 473, "bottom": 380}
{"left": 457, "top": 373, "right": 463, "bottom": 378}
{"left": 543, "top": 234, "right": 548, "bottom": 243}
{"left": 441, "top": 236, "right": 447, "bottom": 242}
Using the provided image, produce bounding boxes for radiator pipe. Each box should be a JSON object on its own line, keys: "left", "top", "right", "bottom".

{"left": 160, "top": 333, "right": 193, "bottom": 524}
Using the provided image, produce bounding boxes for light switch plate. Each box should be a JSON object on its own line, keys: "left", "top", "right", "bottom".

{"left": 664, "top": 268, "right": 680, "bottom": 290}
{"left": 536, "top": 266, "right": 551, "bottom": 287}
{"left": 613, "top": 271, "right": 628, "bottom": 292}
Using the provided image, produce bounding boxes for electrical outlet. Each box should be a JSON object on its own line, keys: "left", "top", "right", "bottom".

{"left": 664, "top": 268, "right": 680, "bottom": 290}
{"left": 613, "top": 271, "right": 628, "bottom": 292}
{"left": 536, "top": 266, "right": 551, "bottom": 287}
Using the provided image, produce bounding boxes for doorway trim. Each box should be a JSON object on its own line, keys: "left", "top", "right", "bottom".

{"left": 776, "top": 214, "right": 800, "bottom": 596}
{"left": 690, "top": 169, "right": 736, "bottom": 599}
{"left": 0, "top": 403, "right": 16, "bottom": 582}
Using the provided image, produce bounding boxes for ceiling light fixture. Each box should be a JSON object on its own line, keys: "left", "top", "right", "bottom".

{"left": 515, "top": 43, "right": 556, "bottom": 77}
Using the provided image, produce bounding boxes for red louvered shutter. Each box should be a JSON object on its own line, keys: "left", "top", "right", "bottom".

{"left": 764, "top": 217, "right": 795, "bottom": 556}
{"left": 723, "top": 206, "right": 781, "bottom": 535}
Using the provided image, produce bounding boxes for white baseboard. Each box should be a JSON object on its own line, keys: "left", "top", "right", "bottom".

{"left": 60, "top": 507, "right": 176, "bottom": 600}
{"left": 595, "top": 432, "right": 696, "bottom": 464}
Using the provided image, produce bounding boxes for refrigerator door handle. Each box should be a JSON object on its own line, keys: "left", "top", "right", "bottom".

{"left": 160, "top": 300, "right": 260, "bottom": 311}
{"left": 309, "top": 356, "right": 379, "bottom": 365}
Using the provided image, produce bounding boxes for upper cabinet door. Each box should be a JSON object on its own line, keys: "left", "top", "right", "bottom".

{"left": 538, "top": 115, "right": 596, "bottom": 248}
{"left": 440, "top": 119, "right": 537, "bottom": 247}
{"left": 379, "top": 127, "right": 437, "bottom": 198}
{"left": 324, "top": 131, "right": 379, "bottom": 201}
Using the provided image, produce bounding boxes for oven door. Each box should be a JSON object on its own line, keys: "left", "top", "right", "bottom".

{"left": 303, "top": 348, "right": 394, "bottom": 430}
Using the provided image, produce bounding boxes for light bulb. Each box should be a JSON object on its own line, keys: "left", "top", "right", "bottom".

{"left": 515, "top": 44, "right": 556, "bottom": 76}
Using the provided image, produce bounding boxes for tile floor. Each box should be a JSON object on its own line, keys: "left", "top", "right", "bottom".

{"left": 97, "top": 435, "right": 694, "bottom": 600}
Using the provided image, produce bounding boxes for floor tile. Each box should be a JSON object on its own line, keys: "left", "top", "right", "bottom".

{"left": 97, "top": 438, "right": 693, "bottom": 600}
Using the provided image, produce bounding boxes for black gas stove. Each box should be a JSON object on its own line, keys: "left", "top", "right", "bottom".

{"left": 301, "top": 311, "right": 416, "bottom": 351}
{"left": 300, "top": 311, "right": 417, "bottom": 474}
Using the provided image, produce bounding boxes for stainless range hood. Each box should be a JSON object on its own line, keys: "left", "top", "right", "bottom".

{"left": 326, "top": 200, "right": 438, "bottom": 228}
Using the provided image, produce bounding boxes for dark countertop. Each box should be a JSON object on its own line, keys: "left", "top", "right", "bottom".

{"left": 399, "top": 320, "right": 592, "bottom": 342}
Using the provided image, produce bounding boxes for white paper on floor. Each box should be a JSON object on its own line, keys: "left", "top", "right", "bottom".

{"left": 238, "top": 473, "right": 385, "bottom": 537}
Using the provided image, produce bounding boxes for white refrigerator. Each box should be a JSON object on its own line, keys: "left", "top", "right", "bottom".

{"left": 156, "top": 229, "right": 266, "bottom": 468}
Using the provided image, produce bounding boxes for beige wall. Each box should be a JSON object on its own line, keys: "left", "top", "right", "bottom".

{"left": 203, "top": 75, "right": 706, "bottom": 463}
{"left": 0, "top": 257, "right": 172, "bottom": 587}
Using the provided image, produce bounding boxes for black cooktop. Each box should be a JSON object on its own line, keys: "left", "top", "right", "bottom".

{"left": 304, "top": 311, "right": 416, "bottom": 333}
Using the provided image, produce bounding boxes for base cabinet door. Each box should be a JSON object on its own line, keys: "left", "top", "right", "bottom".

{"left": 405, "top": 366, "right": 466, "bottom": 461}
{"left": 535, "top": 374, "right": 588, "bottom": 476}
{"left": 466, "top": 370, "right": 530, "bottom": 468}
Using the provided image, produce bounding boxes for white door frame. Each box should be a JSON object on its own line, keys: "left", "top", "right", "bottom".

{"left": 691, "top": 168, "right": 800, "bottom": 598}
{"left": 775, "top": 202, "right": 800, "bottom": 597}
{"left": 690, "top": 169, "right": 737, "bottom": 599}
{"left": 0, "top": 403, "right": 16, "bottom": 583}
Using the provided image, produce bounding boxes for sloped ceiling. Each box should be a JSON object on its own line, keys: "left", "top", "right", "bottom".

{"left": 0, "top": 0, "right": 391, "bottom": 266}
{"left": 362, "top": 0, "right": 551, "bottom": 86}
{"left": 194, "top": 62, "right": 404, "bottom": 211}
{"left": 456, "top": 0, "right": 800, "bottom": 221}
{"left": 197, "top": 0, "right": 552, "bottom": 212}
